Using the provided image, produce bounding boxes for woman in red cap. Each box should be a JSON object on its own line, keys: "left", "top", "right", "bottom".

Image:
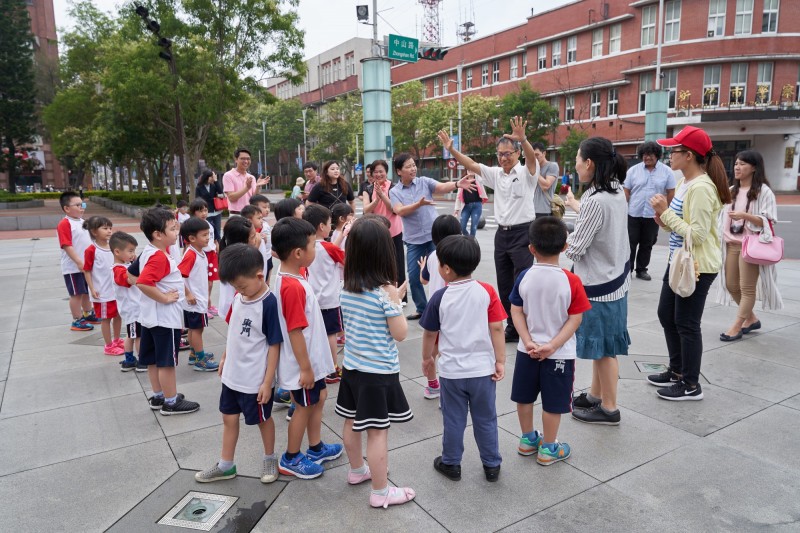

{"left": 647, "top": 126, "right": 731, "bottom": 401}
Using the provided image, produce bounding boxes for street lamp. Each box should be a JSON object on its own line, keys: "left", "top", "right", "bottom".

{"left": 446, "top": 64, "right": 463, "bottom": 159}
{"left": 296, "top": 108, "right": 308, "bottom": 164}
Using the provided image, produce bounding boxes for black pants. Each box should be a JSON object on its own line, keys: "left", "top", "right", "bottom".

{"left": 628, "top": 216, "right": 660, "bottom": 273}
{"left": 392, "top": 232, "right": 407, "bottom": 303}
{"left": 494, "top": 226, "right": 534, "bottom": 335}
{"left": 657, "top": 267, "right": 717, "bottom": 385}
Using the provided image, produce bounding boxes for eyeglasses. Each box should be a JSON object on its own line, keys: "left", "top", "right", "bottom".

{"left": 497, "top": 151, "right": 519, "bottom": 158}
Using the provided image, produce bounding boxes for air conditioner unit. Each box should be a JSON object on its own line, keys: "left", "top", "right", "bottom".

{"left": 708, "top": 30, "right": 714, "bottom": 37}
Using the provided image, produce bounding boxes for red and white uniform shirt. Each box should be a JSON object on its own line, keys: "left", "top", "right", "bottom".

{"left": 57, "top": 216, "right": 91, "bottom": 275}
{"left": 137, "top": 244, "right": 185, "bottom": 329}
{"left": 178, "top": 247, "right": 209, "bottom": 314}
{"left": 84, "top": 244, "right": 115, "bottom": 303}
{"left": 113, "top": 263, "right": 141, "bottom": 326}
{"left": 307, "top": 240, "right": 345, "bottom": 310}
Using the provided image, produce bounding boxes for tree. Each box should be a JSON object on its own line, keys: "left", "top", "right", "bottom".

{"left": 391, "top": 81, "right": 428, "bottom": 160}
{"left": 0, "top": 0, "right": 37, "bottom": 193}
{"left": 307, "top": 92, "right": 362, "bottom": 181}
{"left": 559, "top": 128, "right": 588, "bottom": 177}
{"left": 498, "top": 82, "right": 560, "bottom": 146}
{"left": 459, "top": 94, "right": 501, "bottom": 158}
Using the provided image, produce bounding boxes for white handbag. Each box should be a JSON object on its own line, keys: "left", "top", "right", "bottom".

{"left": 669, "top": 226, "right": 696, "bottom": 297}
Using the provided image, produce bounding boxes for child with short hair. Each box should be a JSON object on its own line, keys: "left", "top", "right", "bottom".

{"left": 189, "top": 199, "right": 220, "bottom": 317}
{"left": 137, "top": 206, "right": 200, "bottom": 415}
{"left": 509, "top": 217, "right": 591, "bottom": 465}
{"left": 336, "top": 217, "right": 415, "bottom": 508}
{"left": 302, "top": 205, "right": 346, "bottom": 384}
{"left": 330, "top": 203, "right": 353, "bottom": 250}
{"left": 57, "top": 191, "right": 98, "bottom": 331}
{"left": 111, "top": 231, "right": 145, "bottom": 372}
{"left": 273, "top": 198, "right": 305, "bottom": 221}
{"left": 417, "top": 214, "right": 462, "bottom": 400}
{"left": 176, "top": 200, "right": 190, "bottom": 224}
{"left": 420, "top": 235, "right": 507, "bottom": 482}
{"left": 216, "top": 216, "right": 258, "bottom": 320}
{"left": 249, "top": 194, "right": 274, "bottom": 281}
{"left": 83, "top": 216, "right": 124, "bottom": 355}
{"left": 179, "top": 217, "right": 218, "bottom": 372}
{"left": 272, "top": 217, "right": 343, "bottom": 479}
{"left": 195, "top": 244, "right": 283, "bottom": 485}
{"left": 241, "top": 205, "right": 271, "bottom": 279}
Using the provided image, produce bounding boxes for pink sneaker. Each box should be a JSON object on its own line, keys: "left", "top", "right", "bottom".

{"left": 369, "top": 486, "right": 416, "bottom": 509}
{"left": 104, "top": 343, "right": 124, "bottom": 356}
{"left": 208, "top": 306, "right": 219, "bottom": 317}
{"left": 347, "top": 466, "right": 372, "bottom": 485}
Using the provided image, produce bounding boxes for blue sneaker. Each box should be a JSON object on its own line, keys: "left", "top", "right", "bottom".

{"left": 194, "top": 356, "right": 219, "bottom": 372}
{"left": 518, "top": 431, "right": 543, "bottom": 456}
{"left": 70, "top": 319, "right": 93, "bottom": 331}
{"left": 187, "top": 352, "right": 196, "bottom": 365}
{"left": 305, "top": 442, "right": 343, "bottom": 464}
{"left": 83, "top": 312, "right": 101, "bottom": 325}
{"left": 278, "top": 452, "right": 324, "bottom": 479}
{"left": 537, "top": 441, "right": 571, "bottom": 466}
{"left": 274, "top": 389, "right": 292, "bottom": 409}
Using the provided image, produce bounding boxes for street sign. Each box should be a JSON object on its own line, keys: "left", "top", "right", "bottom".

{"left": 447, "top": 159, "right": 456, "bottom": 169}
{"left": 355, "top": 163, "right": 363, "bottom": 171}
{"left": 295, "top": 157, "right": 303, "bottom": 169}
{"left": 387, "top": 34, "right": 419, "bottom": 63}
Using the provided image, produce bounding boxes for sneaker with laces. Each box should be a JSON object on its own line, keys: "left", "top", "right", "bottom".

{"left": 70, "top": 319, "right": 93, "bottom": 331}
{"left": 423, "top": 385, "right": 440, "bottom": 399}
{"left": 656, "top": 381, "right": 703, "bottom": 401}
{"left": 148, "top": 393, "right": 184, "bottom": 410}
{"left": 647, "top": 370, "right": 681, "bottom": 387}
{"left": 273, "top": 389, "right": 292, "bottom": 408}
{"left": 135, "top": 361, "right": 148, "bottom": 372}
{"left": 160, "top": 397, "right": 200, "bottom": 415}
{"left": 572, "top": 392, "right": 601, "bottom": 409}
{"left": 261, "top": 456, "right": 279, "bottom": 483}
{"left": 279, "top": 452, "right": 324, "bottom": 479}
{"left": 178, "top": 338, "right": 191, "bottom": 351}
{"left": 104, "top": 343, "right": 124, "bottom": 356}
{"left": 83, "top": 312, "right": 101, "bottom": 324}
{"left": 285, "top": 405, "right": 295, "bottom": 421}
{"left": 195, "top": 463, "right": 237, "bottom": 482}
{"left": 306, "top": 442, "right": 343, "bottom": 464}
{"left": 194, "top": 356, "right": 219, "bottom": 372}
{"left": 187, "top": 352, "right": 196, "bottom": 365}
{"left": 537, "top": 442, "right": 571, "bottom": 466}
{"left": 518, "top": 431, "right": 543, "bottom": 456}
{"left": 325, "top": 369, "right": 341, "bottom": 384}
{"left": 120, "top": 358, "right": 138, "bottom": 372}
{"left": 571, "top": 404, "right": 621, "bottom": 425}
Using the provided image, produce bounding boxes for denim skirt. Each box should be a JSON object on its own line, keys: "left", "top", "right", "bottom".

{"left": 575, "top": 293, "right": 631, "bottom": 360}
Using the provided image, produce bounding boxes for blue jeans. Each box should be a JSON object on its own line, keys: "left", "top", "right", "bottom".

{"left": 405, "top": 240, "right": 435, "bottom": 314}
{"left": 440, "top": 376, "right": 501, "bottom": 468}
{"left": 460, "top": 202, "right": 482, "bottom": 237}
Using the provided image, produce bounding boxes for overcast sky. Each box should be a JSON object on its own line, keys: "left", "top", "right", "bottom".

{"left": 52, "top": 0, "right": 574, "bottom": 58}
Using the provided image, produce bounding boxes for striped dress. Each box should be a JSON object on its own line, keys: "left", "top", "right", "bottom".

{"left": 340, "top": 287, "right": 403, "bottom": 374}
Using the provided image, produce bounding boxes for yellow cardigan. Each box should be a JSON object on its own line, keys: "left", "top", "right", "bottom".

{"left": 660, "top": 174, "right": 723, "bottom": 274}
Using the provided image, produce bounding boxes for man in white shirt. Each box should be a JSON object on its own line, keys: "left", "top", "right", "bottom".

{"left": 438, "top": 117, "right": 540, "bottom": 343}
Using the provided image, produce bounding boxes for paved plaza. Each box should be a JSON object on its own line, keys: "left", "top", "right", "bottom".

{"left": 1, "top": 207, "right": 800, "bottom": 532}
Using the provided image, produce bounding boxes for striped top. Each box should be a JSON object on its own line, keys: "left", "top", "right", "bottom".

{"left": 341, "top": 287, "right": 404, "bottom": 374}
{"left": 667, "top": 181, "right": 691, "bottom": 256}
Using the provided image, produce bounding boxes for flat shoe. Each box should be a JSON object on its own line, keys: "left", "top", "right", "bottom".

{"left": 347, "top": 467, "right": 372, "bottom": 485}
{"left": 369, "top": 486, "right": 416, "bottom": 508}
{"left": 742, "top": 321, "right": 761, "bottom": 334}
{"left": 406, "top": 313, "right": 422, "bottom": 320}
{"left": 720, "top": 331, "right": 743, "bottom": 342}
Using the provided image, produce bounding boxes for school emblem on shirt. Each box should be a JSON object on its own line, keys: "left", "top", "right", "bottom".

{"left": 240, "top": 318, "right": 252, "bottom": 337}
{"left": 554, "top": 360, "right": 566, "bottom": 373}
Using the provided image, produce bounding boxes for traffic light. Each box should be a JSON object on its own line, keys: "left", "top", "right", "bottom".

{"left": 418, "top": 47, "right": 448, "bottom": 61}
{"left": 356, "top": 5, "right": 369, "bottom": 21}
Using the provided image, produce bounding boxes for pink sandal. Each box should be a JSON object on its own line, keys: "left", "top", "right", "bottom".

{"left": 369, "top": 486, "right": 416, "bottom": 508}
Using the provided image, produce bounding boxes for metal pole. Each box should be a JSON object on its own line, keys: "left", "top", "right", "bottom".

{"left": 167, "top": 56, "right": 188, "bottom": 201}
{"left": 355, "top": 133, "right": 360, "bottom": 170}
{"left": 372, "top": 0, "right": 379, "bottom": 56}
{"left": 301, "top": 108, "right": 308, "bottom": 163}
{"left": 262, "top": 120, "right": 267, "bottom": 178}
{"left": 655, "top": 0, "right": 664, "bottom": 90}
{"left": 457, "top": 63, "right": 463, "bottom": 170}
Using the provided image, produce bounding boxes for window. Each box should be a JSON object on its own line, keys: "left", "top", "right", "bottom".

{"left": 609, "top": 24, "right": 621, "bottom": 54}
{"left": 422, "top": 83, "right": 428, "bottom": 99}
{"left": 466, "top": 68, "right": 473, "bottom": 89}
{"left": 481, "top": 63, "right": 489, "bottom": 86}
{"left": 641, "top": 5, "right": 656, "bottom": 46}
{"left": 659, "top": 69, "right": 676, "bottom": 110}
{"left": 442, "top": 75, "right": 448, "bottom": 95}
{"left": 433, "top": 77, "right": 439, "bottom": 97}
{"left": 762, "top": 0, "right": 779, "bottom": 33}
{"left": 522, "top": 53, "right": 527, "bottom": 76}
{"left": 552, "top": 41, "right": 561, "bottom": 67}
{"left": 729, "top": 63, "right": 748, "bottom": 105}
{"left": 703, "top": 65, "right": 721, "bottom": 107}
{"left": 664, "top": 1, "right": 681, "bottom": 43}
{"left": 592, "top": 29, "right": 603, "bottom": 58}
{"left": 590, "top": 90, "right": 601, "bottom": 118}
{"left": 639, "top": 73, "right": 653, "bottom": 112}
{"left": 735, "top": 0, "right": 753, "bottom": 35}
{"left": 510, "top": 56, "right": 518, "bottom": 79}
{"left": 565, "top": 95, "right": 575, "bottom": 121}
{"left": 344, "top": 55, "right": 351, "bottom": 78}
{"left": 607, "top": 88, "right": 619, "bottom": 116}
{"left": 551, "top": 97, "right": 561, "bottom": 120}
{"left": 567, "top": 36, "right": 577, "bottom": 63}
{"left": 493, "top": 61, "right": 500, "bottom": 83}
{"left": 756, "top": 62, "right": 773, "bottom": 104}
{"left": 538, "top": 45, "right": 547, "bottom": 70}
{"left": 332, "top": 58, "right": 341, "bottom": 81}
{"left": 708, "top": 0, "right": 726, "bottom": 37}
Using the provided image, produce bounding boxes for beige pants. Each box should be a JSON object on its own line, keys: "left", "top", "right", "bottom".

{"left": 725, "top": 242, "right": 760, "bottom": 320}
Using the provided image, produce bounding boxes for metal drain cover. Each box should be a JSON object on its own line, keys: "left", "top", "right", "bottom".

{"left": 635, "top": 361, "right": 668, "bottom": 373}
{"left": 157, "top": 492, "right": 238, "bottom": 531}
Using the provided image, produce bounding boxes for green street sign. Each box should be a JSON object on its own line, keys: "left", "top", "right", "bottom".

{"left": 387, "top": 34, "right": 419, "bottom": 63}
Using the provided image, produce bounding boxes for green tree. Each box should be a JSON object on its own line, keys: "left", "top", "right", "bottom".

{"left": 559, "top": 129, "right": 588, "bottom": 177}
{"left": 459, "top": 94, "right": 501, "bottom": 157}
{"left": 307, "top": 92, "right": 362, "bottom": 181}
{"left": 498, "top": 82, "right": 560, "bottom": 146}
{"left": 0, "top": 0, "right": 37, "bottom": 193}
{"left": 391, "top": 80, "right": 428, "bottom": 160}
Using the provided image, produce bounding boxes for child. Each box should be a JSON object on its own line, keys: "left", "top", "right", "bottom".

{"left": 216, "top": 216, "right": 258, "bottom": 320}
{"left": 336, "top": 217, "right": 415, "bottom": 508}
{"left": 189, "top": 199, "right": 220, "bottom": 317}
{"left": 272, "top": 217, "right": 342, "bottom": 479}
{"left": 83, "top": 216, "right": 124, "bottom": 355}
{"left": 249, "top": 194, "right": 274, "bottom": 281}
{"left": 302, "top": 205, "right": 345, "bottom": 384}
{"left": 330, "top": 203, "right": 353, "bottom": 250}
{"left": 420, "top": 235, "right": 507, "bottom": 482}
{"left": 136, "top": 205, "right": 200, "bottom": 415}
{"left": 195, "top": 244, "right": 283, "bottom": 485}
{"left": 176, "top": 200, "right": 190, "bottom": 224}
{"left": 418, "top": 214, "right": 462, "bottom": 400}
{"left": 241, "top": 205, "right": 271, "bottom": 281}
{"left": 56, "top": 191, "right": 99, "bottom": 331}
{"left": 509, "top": 217, "right": 591, "bottom": 465}
{"left": 111, "top": 231, "right": 146, "bottom": 372}
{"left": 179, "top": 217, "right": 219, "bottom": 372}
{"left": 273, "top": 198, "right": 305, "bottom": 221}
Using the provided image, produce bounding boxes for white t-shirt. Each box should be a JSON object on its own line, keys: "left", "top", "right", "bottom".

{"left": 258, "top": 239, "right": 271, "bottom": 274}
{"left": 203, "top": 220, "right": 216, "bottom": 253}
{"left": 177, "top": 212, "right": 190, "bottom": 224}
{"left": 260, "top": 223, "right": 272, "bottom": 255}
{"left": 218, "top": 281, "right": 235, "bottom": 321}
{"left": 477, "top": 162, "right": 538, "bottom": 226}
{"left": 509, "top": 264, "right": 592, "bottom": 359}
{"left": 273, "top": 271, "right": 335, "bottom": 390}
{"left": 137, "top": 244, "right": 185, "bottom": 329}
{"left": 113, "top": 263, "right": 141, "bottom": 326}
{"left": 57, "top": 216, "right": 91, "bottom": 275}
{"left": 178, "top": 247, "right": 209, "bottom": 313}
{"left": 222, "top": 290, "right": 283, "bottom": 394}
{"left": 84, "top": 244, "right": 115, "bottom": 303}
{"left": 307, "top": 240, "right": 345, "bottom": 309}
{"left": 420, "top": 250, "right": 446, "bottom": 295}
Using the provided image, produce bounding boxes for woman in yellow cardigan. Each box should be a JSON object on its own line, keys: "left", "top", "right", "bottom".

{"left": 647, "top": 126, "right": 731, "bottom": 401}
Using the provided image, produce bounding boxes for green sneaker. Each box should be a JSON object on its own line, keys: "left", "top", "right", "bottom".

{"left": 195, "top": 463, "right": 237, "bottom": 483}
{"left": 187, "top": 352, "right": 196, "bottom": 365}
{"left": 518, "top": 431, "right": 542, "bottom": 456}
{"left": 537, "top": 442, "right": 571, "bottom": 466}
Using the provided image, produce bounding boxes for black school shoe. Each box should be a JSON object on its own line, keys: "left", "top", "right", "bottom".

{"left": 635, "top": 271, "right": 652, "bottom": 281}
{"left": 571, "top": 404, "right": 621, "bottom": 425}
{"left": 160, "top": 397, "right": 200, "bottom": 415}
{"left": 656, "top": 381, "right": 703, "bottom": 401}
{"left": 573, "top": 392, "right": 601, "bottom": 409}
{"left": 483, "top": 465, "right": 501, "bottom": 482}
{"left": 433, "top": 456, "right": 461, "bottom": 481}
{"left": 148, "top": 392, "right": 184, "bottom": 410}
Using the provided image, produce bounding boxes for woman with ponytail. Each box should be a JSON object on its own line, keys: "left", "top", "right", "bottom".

{"left": 564, "top": 137, "right": 631, "bottom": 426}
{"left": 648, "top": 126, "right": 730, "bottom": 401}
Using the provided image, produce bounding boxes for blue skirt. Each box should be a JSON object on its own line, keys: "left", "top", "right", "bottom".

{"left": 576, "top": 294, "right": 631, "bottom": 360}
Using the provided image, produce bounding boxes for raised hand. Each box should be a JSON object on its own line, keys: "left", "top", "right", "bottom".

{"left": 437, "top": 130, "right": 454, "bottom": 151}
{"left": 504, "top": 116, "right": 528, "bottom": 142}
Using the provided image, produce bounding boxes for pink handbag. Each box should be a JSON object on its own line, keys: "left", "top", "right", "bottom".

{"left": 741, "top": 219, "right": 783, "bottom": 265}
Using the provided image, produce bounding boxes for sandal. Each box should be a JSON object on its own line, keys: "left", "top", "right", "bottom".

{"left": 369, "top": 486, "right": 416, "bottom": 508}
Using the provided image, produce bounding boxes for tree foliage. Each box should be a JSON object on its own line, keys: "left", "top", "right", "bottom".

{"left": 498, "top": 82, "right": 560, "bottom": 146}
{"left": 307, "top": 92, "right": 362, "bottom": 180}
{"left": 559, "top": 128, "right": 588, "bottom": 175}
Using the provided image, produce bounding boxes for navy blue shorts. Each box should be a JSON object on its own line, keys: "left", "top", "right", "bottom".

{"left": 138, "top": 326, "right": 181, "bottom": 367}
{"left": 290, "top": 378, "right": 327, "bottom": 407}
{"left": 320, "top": 307, "right": 342, "bottom": 335}
{"left": 510, "top": 351, "right": 575, "bottom": 414}
{"left": 125, "top": 321, "right": 142, "bottom": 339}
{"left": 64, "top": 273, "right": 88, "bottom": 296}
{"left": 183, "top": 310, "right": 208, "bottom": 330}
{"left": 266, "top": 257, "right": 274, "bottom": 275}
{"left": 219, "top": 383, "right": 273, "bottom": 425}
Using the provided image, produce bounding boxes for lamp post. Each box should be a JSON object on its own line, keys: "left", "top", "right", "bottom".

{"left": 261, "top": 120, "right": 267, "bottom": 176}
{"left": 446, "top": 65, "right": 464, "bottom": 177}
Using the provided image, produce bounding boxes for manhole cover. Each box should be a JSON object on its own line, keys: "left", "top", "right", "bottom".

{"left": 635, "top": 361, "right": 667, "bottom": 373}
{"left": 157, "top": 492, "right": 238, "bottom": 531}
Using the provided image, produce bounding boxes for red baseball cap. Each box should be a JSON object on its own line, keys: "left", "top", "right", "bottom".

{"left": 657, "top": 126, "right": 713, "bottom": 157}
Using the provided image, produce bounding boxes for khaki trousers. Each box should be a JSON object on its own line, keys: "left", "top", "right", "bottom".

{"left": 725, "top": 242, "right": 760, "bottom": 320}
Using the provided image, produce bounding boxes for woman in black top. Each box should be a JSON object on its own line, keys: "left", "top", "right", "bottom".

{"left": 307, "top": 160, "right": 355, "bottom": 212}
{"left": 195, "top": 169, "right": 225, "bottom": 241}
